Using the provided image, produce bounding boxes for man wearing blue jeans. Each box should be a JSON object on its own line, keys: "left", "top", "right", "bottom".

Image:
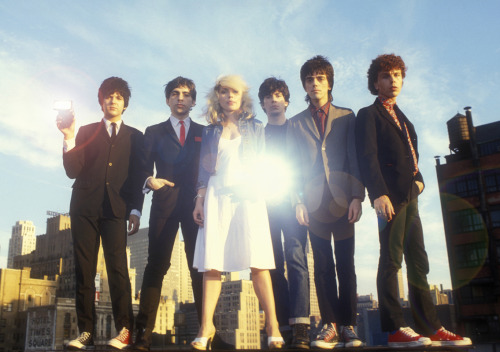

{"left": 288, "top": 56, "right": 365, "bottom": 349}
{"left": 259, "top": 77, "right": 311, "bottom": 349}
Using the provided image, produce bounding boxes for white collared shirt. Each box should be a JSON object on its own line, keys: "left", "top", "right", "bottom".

{"left": 169, "top": 115, "right": 191, "bottom": 140}
{"left": 63, "top": 118, "right": 122, "bottom": 152}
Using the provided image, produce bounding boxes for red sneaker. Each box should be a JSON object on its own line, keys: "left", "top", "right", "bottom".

{"left": 428, "top": 327, "right": 472, "bottom": 346}
{"left": 388, "top": 327, "right": 431, "bottom": 348}
{"left": 107, "top": 327, "right": 131, "bottom": 350}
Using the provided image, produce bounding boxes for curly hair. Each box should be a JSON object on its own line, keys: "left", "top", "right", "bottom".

{"left": 204, "top": 75, "right": 254, "bottom": 125}
{"left": 258, "top": 77, "right": 290, "bottom": 111}
{"left": 98, "top": 77, "right": 131, "bottom": 109}
{"left": 300, "top": 55, "right": 334, "bottom": 104}
{"left": 367, "top": 54, "right": 407, "bottom": 95}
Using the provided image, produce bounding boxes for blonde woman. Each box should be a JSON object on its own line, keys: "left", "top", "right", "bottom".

{"left": 191, "top": 75, "right": 284, "bottom": 350}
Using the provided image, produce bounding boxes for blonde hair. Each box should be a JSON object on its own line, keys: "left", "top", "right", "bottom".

{"left": 204, "top": 75, "right": 255, "bottom": 125}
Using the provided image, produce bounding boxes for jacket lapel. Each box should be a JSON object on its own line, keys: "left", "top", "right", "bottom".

{"left": 301, "top": 109, "right": 321, "bottom": 141}
{"left": 374, "top": 100, "right": 407, "bottom": 142}
{"left": 164, "top": 119, "right": 181, "bottom": 146}
{"left": 324, "top": 104, "right": 340, "bottom": 139}
{"left": 98, "top": 120, "right": 112, "bottom": 144}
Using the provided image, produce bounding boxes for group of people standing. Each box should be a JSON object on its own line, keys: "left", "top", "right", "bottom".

{"left": 57, "top": 53, "right": 472, "bottom": 351}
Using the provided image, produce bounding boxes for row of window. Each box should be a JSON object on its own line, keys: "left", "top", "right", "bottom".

{"left": 444, "top": 169, "right": 500, "bottom": 197}
{"left": 454, "top": 240, "right": 500, "bottom": 269}
{"left": 448, "top": 208, "right": 500, "bottom": 234}
{"left": 478, "top": 140, "right": 500, "bottom": 157}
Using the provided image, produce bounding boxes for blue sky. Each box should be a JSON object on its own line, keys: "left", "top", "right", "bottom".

{"left": 1, "top": 0, "right": 499, "bottom": 299}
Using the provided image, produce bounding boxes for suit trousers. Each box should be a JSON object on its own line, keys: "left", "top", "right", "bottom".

{"left": 71, "top": 214, "right": 133, "bottom": 334}
{"left": 309, "top": 224, "right": 357, "bottom": 326}
{"left": 377, "top": 185, "right": 441, "bottom": 334}
{"left": 268, "top": 203, "right": 310, "bottom": 327}
{"left": 136, "top": 210, "right": 202, "bottom": 333}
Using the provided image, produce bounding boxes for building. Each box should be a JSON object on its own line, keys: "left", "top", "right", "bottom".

{"left": 127, "top": 227, "right": 149, "bottom": 296}
{"left": 0, "top": 268, "right": 57, "bottom": 352}
{"left": 175, "top": 302, "right": 198, "bottom": 345}
{"left": 356, "top": 294, "right": 378, "bottom": 344}
{"left": 305, "top": 235, "right": 320, "bottom": 322}
{"left": 128, "top": 228, "right": 193, "bottom": 306}
{"left": 435, "top": 107, "right": 500, "bottom": 342}
{"left": 430, "top": 284, "right": 450, "bottom": 306}
{"left": 7, "top": 221, "right": 36, "bottom": 268}
{"left": 12, "top": 214, "right": 73, "bottom": 287}
{"left": 397, "top": 268, "right": 405, "bottom": 304}
{"left": 214, "top": 272, "right": 261, "bottom": 349}
{"left": 2, "top": 213, "right": 139, "bottom": 351}
{"left": 153, "top": 297, "right": 176, "bottom": 336}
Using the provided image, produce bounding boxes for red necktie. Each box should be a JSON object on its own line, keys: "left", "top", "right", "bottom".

{"left": 179, "top": 120, "right": 185, "bottom": 146}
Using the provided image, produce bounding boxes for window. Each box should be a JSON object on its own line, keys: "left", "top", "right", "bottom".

{"left": 491, "top": 209, "right": 500, "bottom": 228}
{"left": 478, "top": 140, "right": 500, "bottom": 157}
{"left": 446, "top": 173, "right": 479, "bottom": 197}
{"left": 484, "top": 170, "right": 500, "bottom": 193}
{"left": 64, "top": 313, "right": 71, "bottom": 339}
{"left": 497, "top": 241, "right": 500, "bottom": 264}
{"left": 450, "top": 208, "right": 485, "bottom": 233}
{"left": 459, "top": 283, "right": 495, "bottom": 304}
{"left": 455, "top": 241, "right": 488, "bottom": 268}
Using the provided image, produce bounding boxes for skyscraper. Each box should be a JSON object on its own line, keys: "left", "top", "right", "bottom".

{"left": 128, "top": 229, "right": 193, "bottom": 306}
{"left": 397, "top": 268, "right": 405, "bottom": 304}
{"left": 214, "top": 272, "right": 261, "bottom": 349}
{"left": 7, "top": 220, "right": 36, "bottom": 268}
{"left": 306, "top": 235, "right": 320, "bottom": 319}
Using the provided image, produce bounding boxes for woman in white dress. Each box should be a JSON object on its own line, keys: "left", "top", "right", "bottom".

{"left": 191, "top": 75, "right": 284, "bottom": 350}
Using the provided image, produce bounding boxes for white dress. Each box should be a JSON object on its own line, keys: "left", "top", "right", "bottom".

{"left": 193, "top": 136, "right": 275, "bottom": 272}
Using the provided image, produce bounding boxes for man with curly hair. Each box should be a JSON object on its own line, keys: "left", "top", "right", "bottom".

{"left": 355, "top": 54, "right": 472, "bottom": 348}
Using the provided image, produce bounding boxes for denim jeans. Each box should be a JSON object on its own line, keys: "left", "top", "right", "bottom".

{"left": 309, "top": 229, "right": 357, "bottom": 326}
{"left": 268, "top": 203, "right": 310, "bottom": 326}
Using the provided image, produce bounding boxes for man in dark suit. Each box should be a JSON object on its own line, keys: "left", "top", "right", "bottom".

{"left": 132, "top": 77, "right": 204, "bottom": 351}
{"left": 58, "top": 77, "right": 144, "bottom": 350}
{"left": 288, "top": 56, "right": 365, "bottom": 349}
{"left": 356, "top": 53, "right": 471, "bottom": 348}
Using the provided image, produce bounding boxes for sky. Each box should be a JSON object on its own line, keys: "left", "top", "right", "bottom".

{"left": 1, "top": 0, "right": 499, "bottom": 300}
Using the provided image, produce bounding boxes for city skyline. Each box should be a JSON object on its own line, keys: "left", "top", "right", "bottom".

{"left": 1, "top": 1, "right": 500, "bottom": 300}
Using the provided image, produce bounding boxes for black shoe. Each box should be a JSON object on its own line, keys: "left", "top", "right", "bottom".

{"left": 67, "top": 332, "right": 96, "bottom": 350}
{"left": 281, "top": 329, "right": 293, "bottom": 347}
{"left": 132, "top": 328, "right": 152, "bottom": 351}
{"left": 211, "top": 333, "right": 235, "bottom": 350}
{"left": 291, "top": 324, "right": 310, "bottom": 349}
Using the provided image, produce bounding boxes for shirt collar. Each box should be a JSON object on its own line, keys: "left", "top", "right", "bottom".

{"left": 310, "top": 99, "right": 331, "bottom": 115}
{"left": 378, "top": 96, "right": 397, "bottom": 109}
{"left": 102, "top": 118, "right": 122, "bottom": 130}
{"left": 169, "top": 115, "right": 191, "bottom": 127}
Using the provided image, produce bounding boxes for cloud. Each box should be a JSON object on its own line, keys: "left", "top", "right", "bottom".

{"left": 0, "top": 38, "right": 100, "bottom": 168}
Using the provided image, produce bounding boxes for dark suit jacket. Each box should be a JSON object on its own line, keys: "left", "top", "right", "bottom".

{"left": 63, "top": 121, "right": 144, "bottom": 218}
{"left": 355, "top": 98, "right": 424, "bottom": 205}
{"left": 288, "top": 104, "right": 364, "bottom": 239}
{"left": 140, "top": 119, "right": 203, "bottom": 219}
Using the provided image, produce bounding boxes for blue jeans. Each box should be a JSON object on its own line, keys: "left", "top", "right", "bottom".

{"left": 268, "top": 203, "right": 310, "bottom": 326}
{"left": 309, "top": 229, "right": 357, "bottom": 326}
